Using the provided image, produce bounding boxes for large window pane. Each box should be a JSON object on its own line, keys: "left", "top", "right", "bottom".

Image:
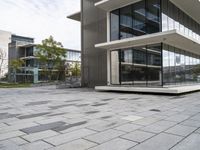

{"left": 147, "top": 44, "right": 162, "bottom": 86}
{"left": 146, "top": 0, "right": 161, "bottom": 34}
{"left": 133, "top": 0, "right": 146, "bottom": 36}
{"left": 110, "top": 10, "right": 119, "bottom": 41}
{"left": 134, "top": 47, "right": 146, "bottom": 64}
{"left": 120, "top": 5, "right": 133, "bottom": 39}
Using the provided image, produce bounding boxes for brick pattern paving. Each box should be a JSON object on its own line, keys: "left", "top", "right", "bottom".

{"left": 0, "top": 86, "right": 200, "bottom": 150}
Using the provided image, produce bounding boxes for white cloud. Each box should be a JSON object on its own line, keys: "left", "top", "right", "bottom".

{"left": 0, "top": 0, "right": 81, "bottom": 50}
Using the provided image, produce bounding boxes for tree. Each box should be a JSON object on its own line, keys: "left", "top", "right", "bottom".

{"left": 10, "top": 59, "right": 25, "bottom": 83}
{"left": 70, "top": 62, "right": 81, "bottom": 77}
{"left": 36, "top": 36, "right": 66, "bottom": 81}
{"left": 0, "top": 48, "right": 7, "bottom": 78}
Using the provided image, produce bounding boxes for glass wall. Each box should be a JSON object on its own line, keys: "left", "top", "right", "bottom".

{"left": 110, "top": 0, "right": 161, "bottom": 41}
{"left": 162, "top": 0, "right": 200, "bottom": 41}
{"left": 163, "top": 44, "right": 200, "bottom": 86}
{"left": 110, "top": 44, "right": 162, "bottom": 87}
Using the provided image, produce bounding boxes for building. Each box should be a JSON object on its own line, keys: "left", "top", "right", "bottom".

{"left": 68, "top": 0, "right": 200, "bottom": 93}
{"left": 0, "top": 30, "right": 11, "bottom": 78}
{"left": 8, "top": 34, "right": 81, "bottom": 83}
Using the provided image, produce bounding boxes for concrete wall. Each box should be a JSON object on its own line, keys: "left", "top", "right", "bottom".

{"left": 81, "top": 0, "right": 108, "bottom": 87}
{"left": 0, "top": 30, "right": 11, "bottom": 77}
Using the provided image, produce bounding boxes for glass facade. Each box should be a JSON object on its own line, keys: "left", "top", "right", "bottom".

{"left": 163, "top": 44, "right": 200, "bottom": 86}
{"left": 111, "top": 44, "right": 200, "bottom": 87}
{"left": 111, "top": 44, "right": 162, "bottom": 87}
{"left": 110, "top": 0, "right": 161, "bottom": 41}
{"left": 162, "top": 0, "right": 200, "bottom": 40}
{"left": 109, "top": 0, "right": 200, "bottom": 87}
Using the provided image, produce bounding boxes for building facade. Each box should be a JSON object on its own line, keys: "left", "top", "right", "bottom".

{"left": 8, "top": 35, "right": 81, "bottom": 83}
{"left": 68, "top": 0, "right": 200, "bottom": 89}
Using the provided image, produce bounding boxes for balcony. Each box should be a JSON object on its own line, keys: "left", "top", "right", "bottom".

{"left": 95, "top": 30, "right": 200, "bottom": 55}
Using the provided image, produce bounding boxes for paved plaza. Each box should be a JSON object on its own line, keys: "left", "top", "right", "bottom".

{"left": 0, "top": 86, "right": 200, "bottom": 150}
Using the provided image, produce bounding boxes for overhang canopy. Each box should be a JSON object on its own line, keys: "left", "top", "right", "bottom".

{"left": 95, "top": 0, "right": 200, "bottom": 24}
{"left": 170, "top": 0, "right": 200, "bottom": 24}
{"left": 95, "top": 30, "right": 200, "bottom": 55}
{"left": 95, "top": 0, "right": 140, "bottom": 11}
{"left": 67, "top": 11, "right": 81, "bottom": 22}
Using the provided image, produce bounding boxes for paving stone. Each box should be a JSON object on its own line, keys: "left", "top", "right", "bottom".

{"left": 130, "top": 133, "right": 182, "bottom": 150}
{"left": 132, "top": 117, "right": 160, "bottom": 126}
{"left": 190, "top": 114, "right": 200, "bottom": 121}
{"left": 87, "top": 121, "right": 125, "bottom": 132}
{"left": 20, "top": 141, "right": 53, "bottom": 150}
{"left": 180, "top": 119, "right": 200, "bottom": 127}
{"left": 25, "top": 101, "right": 49, "bottom": 106}
{"left": 53, "top": 121, "right": 87, "bottom": 132}
{"left": 165, "top": 125, "right": 197, "bottom": 137}
{"left": 0, "top": 122, "right": 39, "bottom": 134}
{"left": 165, "top": 114, "right": 190, "bottom": 122}
{"left": 115, "top": 123, "right": 143, "bottom": 132}
{"left": 10, "top": 137, "right": 28, "bottom": 145}
{"left": 121, "top": 115, "right": 143, "bottom": 122}
{"left": 0, "top": 131, "right": 25, "bottom": 141}
{"left": 121, "top": 130, "right": 155, "bottom": 143}
{"left": 49, "top": 139, "right": 97, "bottom": 150}
{"left": 84, "top": 129, "right": 125, "bottom": 144}
{"left": 195, "top": 128, "right": 200, "bottom": 134}
{"left": 0, "top": 123, "right": 7, "bottom": 128}
{"left": 88, "top": 138, "right": 137, "bottom": 150}
{"left": 0, "top": 140, "right": 21, "bottom": 150}
{"left": 141, "top": 120, "right": 177, "bottom": 133}
{"left": 22, "top": 130, "right": 59, "bottom": 142}
{"left": 20, "top": 121, "right": 66, "bottom": 134}
{"left": 17, "top": 112, "right": 50, "bottom": 119}
{"left": 44, "top": 128, "right": 96, "bottom": 146}
{"left": 171, "top": 133, "right": 200, "bottom": 150}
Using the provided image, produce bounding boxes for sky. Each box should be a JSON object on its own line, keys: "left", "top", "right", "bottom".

{"left": 0, "top": 0, "right": 81, "bottom": 50}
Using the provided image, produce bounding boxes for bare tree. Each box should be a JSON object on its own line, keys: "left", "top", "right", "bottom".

{"left": 0, "top": 48, "right": 7, "bottom": 77}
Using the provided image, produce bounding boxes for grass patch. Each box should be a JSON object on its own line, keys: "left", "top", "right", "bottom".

{"left": 0, "top": 83, "right": 31, "bottom": 88}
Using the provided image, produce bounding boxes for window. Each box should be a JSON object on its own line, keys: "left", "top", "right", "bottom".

{"left": 146, "top": 0, "right": 161, "bottom": 34}
{"left": 120, "top": 5, "right": 133, "bottom": 39}
{"left": 110, "top": 10, "right": 119, "bottom": 41}
{"left": 110, "top": 0, "right": 161, "bottom": 41}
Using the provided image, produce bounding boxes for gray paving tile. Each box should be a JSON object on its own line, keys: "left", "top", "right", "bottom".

{"left": 180, "top": 119, "right": 200, "bottom": 127}
{"left": 49, "top": 139, "right": 97, "bottom": 150}
{"left": 20, "top": 121, "right": 66, "bottom": 134}
{"left": 130, "top": 133, "right": 183, "bottom": 150}
{"left": 165, "top": 114, "right": 190, "bottom": 122}
{"left": 0, "top": 131, "right": 25, "bottom": 141}
{"left": 20, "top": 141, "right": 53, "bottom": 150}
{"left": 115, "top": 123, "right": 143, "bottom": 132}
{"left": 25, "top": 101, "right": 49, "bottom": 106}
{"left": 53, "top": 121, "right": 87, "bottom": 132}
{"left": 88, "top": 138, "right": 137, "bottom": 150}
{"left": 165, "top": 125, "right": 197, "bottom": 137}
{"left": 171, "top": 133, "right": 200, "bottom": 150}
{"left": 22, "top": 130, "right": 58, "bottom": 142}
{"left": 122, "top": 130, "right": 155, "bottom": 143}
{"left": 44, "top": 128, "right": 96, "bottom": 146}
{"left": 17, "top": 112, "right": 50, "bottom": 119}
{"left": 141, "top": 120, "right": 177, "bottom": 133}
{"left": 84, "top": 129, "right": 125, "bottom": 144}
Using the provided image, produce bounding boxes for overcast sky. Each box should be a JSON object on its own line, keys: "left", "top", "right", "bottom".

{"left": 0, "top": 0, "right": 81, "bottom": 50}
